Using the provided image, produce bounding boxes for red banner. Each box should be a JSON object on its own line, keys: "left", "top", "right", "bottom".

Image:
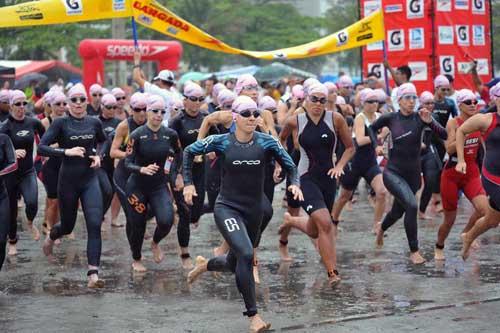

{"left": 361, "top": 0, "right": 492, "bottom": 93}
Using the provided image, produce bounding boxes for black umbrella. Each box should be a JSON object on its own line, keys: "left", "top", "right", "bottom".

{"left": 14, "top": 73, "right": 48, "bottom": 90}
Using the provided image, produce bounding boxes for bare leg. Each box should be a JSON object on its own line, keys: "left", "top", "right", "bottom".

{"left": 462, "top": 206, "right": 500, "bottom": 260}
{"left": 435, "top": 210, "right": 457, "bottom": 260}
{"left": 187, "top": 256, "right": 208, "bottom": 284}
{"left": 371, "top": 175, "right": 387, "bottom": 234}
{"left": 180, "top": 246, "right": 193, "bottom": 269}
{"left": 213, "top": 239, "right": 229, "bottom": 257}
{"left": 249, "top": 314, "right": 271, "bottom": 333}
{"left": 278, "top": 207, "right": 300, "bottom": 261}
{"left": 111, "top": 194, "right": 123, "bottom": 227}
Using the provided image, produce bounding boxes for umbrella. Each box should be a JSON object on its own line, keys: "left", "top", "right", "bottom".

{"left": 178, "top": 72, "right": 210, "bottom": 87}
{"left": 254, "top": 62, "right": 317, "bottom": 82}
{"left": 14, "top": 73, "right": 47, "bottom": 89}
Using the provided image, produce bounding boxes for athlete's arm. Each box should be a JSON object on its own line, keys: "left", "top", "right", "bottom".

{"left": 124, "top": 132, "right": 142, "bottom": 174}
{"left": 0, "top": 135, "right": 18, "bottom": 176}
{"left": 426, "top": 117, "right": 448, "bottom": 140}
{"left": 34, "top": 118, "right": 46, "bottom": 137}
{"left": 354, "top": 114, "right": 371, "bottom": 147}
{"left": 197, "top": 111, "right": 225, "bottom": 140}
{"left": 266, "top": 135, "right": 299, "bottom": 187}
{"left": 278, "top": 115, "right": 298, "bottom": 149}
{"left": 132, "top": 50, "right": 146, "bottom": 89}
{"left": 277, "top": 101, "right": 289, "bottom": 126}
{"left": 38, "top": 119, "right": 65, "bottom": 157}
{"left": 261, "top": 110, "right": 278, "bottom": 137}
{"left": 370, "top": 112, "right": 392, "bottom": 133}
{"left": 110, "top": 120, "right": 128, "bottom": 160}
{"left": 333, "top": 112, "right": 355, "bottom": 171}
{"left": 183, "top": 135, "right": 225, "bottom": 186}
{"left": 445, "top": 118, "right": 458, "bottom": 156}
{"left": 455, "top": 113, "right": 491, "bottom": 172}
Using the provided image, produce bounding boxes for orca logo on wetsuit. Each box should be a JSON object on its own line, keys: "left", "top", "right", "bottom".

{"left": 187, "top": 129, "right": 199, "bottom": 134}
{"left": 70, "top": 134, "right": 94, "bottom": 140}
{"left": 232, "top": 160, "right": 261, "bottom": 166}
{"left": 16, "top": 130, "right": 30, "bottom": 137}
{"left": 224, "top": 218, "right": 240, "bottom": 232}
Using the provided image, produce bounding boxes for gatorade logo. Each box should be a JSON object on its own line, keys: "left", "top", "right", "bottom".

{"left": 336, "top": 31, "right": 348, "bottom": 46}
{"left": 456, "top": 25, "right": 469, "bottom": 46}
{"left": 473, "top": 0, "right": 485, "bottom": 13}
{"left": 391, "top": 31, "right": 401, "bottom": 45}
{"left": 368, "top": 64, "right": 382, "bottom": 78}
{"left": 62, "top": 0, "right": 82, "bottom": 15}
{"left": 388, "top": 30, "right": 404, "bottom": 51}
{"left": 407, "top": 0, "right": 424, "bottom": 18}
{"left": 440, "top": 56, "right": 454, "bottom": 75}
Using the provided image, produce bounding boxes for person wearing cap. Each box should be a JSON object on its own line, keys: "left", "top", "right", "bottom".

{"left": 184, "top": 95, "right": 302, "bottom": 333}
{"left": 39, "top": 91, "right": 67, "bottom": 236}
{"left": 277, "top": 84, "right": 304, "bottom": 126}
{"left": 0, "top": 89, "right": 11, "bottom": 123}
{"left": 39, "top": 83, "right": 107, "bottom": 288}
{"left": 110, "top": 92, "right": 148, "bottom": 234}
{"left": 337, "top": 75, "right": 355, "bottom": 105}
{"left": 332, "top": 88, "right": 387, "bottom": 235}
{"left": 87, "top": 83, "right": 103, "bottom": 116}
{"left": 207, "top": 82, "right": 225, "bottom": 114}
{"left": 434, "top": 89, "right": 489, "bottom": 261}
{"left": 133, "top": 50, "right": 176, "bottom": 118}
{"left": 371, "top": 83, "right": 447, "bottom": 264}
{"left": 202, "top": 75, "right": 218, "bottom": 105}
{"left": 417, "top": 91, "right": 442, "bottom": 220}
{"left": 258, "top": 96, "right": 278, "bottom": 126}
{"left": 278, "top": 83, "right": 354, "bottom": 284}
{"left": 324, "top": 82, "right": 338, "bottom": 112}
{"left": 111, "top": 87, "right": 129, "bottom": 121}
{"left": 432, "top": 75, "right": 458, "bottom": 159}
{"left": 168, "top": 82, "right": 210, "bottom": 269}
{"left": 124, "top": 94, "right": 181, "bottom": 273}
{"left": 96, "top": 94, "right": 122, "bottom": 230}
{"left": 0, "top": 90, "right": 45, "bottom": 256}
{"left": 456, "top": 88, "right": 500, "bottom": 260}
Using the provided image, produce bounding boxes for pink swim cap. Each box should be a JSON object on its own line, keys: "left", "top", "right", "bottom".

{"left": 232, "top": 95, "right": 257, "bottom": 113}
{"left": 303, "top": 78, "right": 320, "bottom": 95}
{"left": 68, "top": 83, "right": 88, "bottom": 99}
{"left": 306, "top": 83, "right": 328, "bottom": 97}
{"left": 456, "top": 89, "right": 476, "bottom": 103}
{"left": 337, "top": 75, "right": 354, "bottom": 88}
{"left": 51, "top": 91, "right": 67, "bottom": 105}
{"left": 9, "top": 90, "right": 26, "bottom": 105}
{"left": 43, "top": 91, "right": 55, "bottom": 105}
{"left": 291, "top": 84, "right": 304, "bottom": 99}
{"left": 111, "top": 87, "right": 126, "bottom": 98}
{"left": 101, "top": 94, "right": 117, "bottom": 106}
{"left": 183, "top": 83, "right": 204, "bottom": 97}
{"left": 212, "top": 83, "right": 226, "bottom": 99}
{"left": 419, "top": 91, "right": 434, "bottom": 104}
{"left": 359, "top": 88, "right": 377, "bottom": 104}
{"left": 0, "top": 89, "right": 10, "bottom": 103}
{"left": 147, "top": 94, "right": 165, "bottom": 111}
{"left": 89, "top": 84, "right": 102, "bottom": 95}
{"left": 324, "top": 82, "right": 338, "bottom": 94}
{"left": 218, "top": 89, "right": 237, "bottom": 107}
{"left": 336, "top": 96, "right": 346, "bottom": 105}
{"left": 101, "top": 88, "right": 110, "bottom": 95}
{"left": 397, "top": 83, "right": 417, "bottom": 100}
{"left": 258, "top": 96, "right": 277, "bottom": 111}
{"left": 490, "top": 83, "right": 500, "bottom": 100}
{"left": 130, "top": 92, "right": 147, "bottom": 109}
{"left": 235, "top": 74, "right": 258, "bottom": 95}
{"left": 434, "top": 75, "right": 450, "bottom": 89}
{"left": 374, "top": 88, "right": 387, "bottom": 102}
{"left": 167, "top": 96, "right": 184, "bottom": 112}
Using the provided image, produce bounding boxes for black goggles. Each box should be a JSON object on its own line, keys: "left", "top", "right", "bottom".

{"left": 238, "top": 109, "right": 261, "bottom": 118}
{"left": 309, "top": 96, "right": 327, "bottom": 104}
{"left": 149, "top": 109, "right": 167, "bottom": 115}
{"left": 185, "top": 96, "right": 205, "bottom": 102}
{"left": 13, "top": 101, "right": 28, "bottom": 107}
{"left": 70, "top": 97, "right": 87, "bottom": 104}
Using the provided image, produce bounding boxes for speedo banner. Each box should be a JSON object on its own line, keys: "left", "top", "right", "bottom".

{"left": 0, "top": 0, "right": 132, "bottom": 27}
{"left": 0, "top": 0, "right": 385, "bottom": 61}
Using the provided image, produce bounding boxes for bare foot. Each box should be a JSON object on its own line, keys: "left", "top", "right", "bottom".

{"left": 368, "top": 195, "right": 376, "bottom": 208}
{"left": 461, "top": 233, "right": 473, "bottom": 261}
{"left": 375, "top": 223, "right": 384, "bottom": 249}
{"left": 278, "top": 240, "right": 292, "bottom": 261}
{"left": 418, "top": 211, "right": 431, "bottom": 220}
{"left": 151, "top": 241, "right": 164, "bottom": 264}
{"left": 328, "top": 273, "right": 341, "bottom": 286}
{"left": 28, "top": 223, "right": 40, "bottom": 241}
{"left": 111, "top": 220, "right": 124, "bottom": 228}
{"left": 278, "top": 213, "right": 293, "bottom": 235}
{"left": 410, "top": 251, "right": 426, "bottom": 264}
{"left": 346, "top": 201, "right": 353, "bottom": 211}
{"left": 434, "top": 247, "right": 445, "bottom": 261}
{"left": 249, "top": 314, "right": 271, "bottom": 333}
{"left": 87, "top": 274, "right": 105, "bottom": 288}
{"left": 8, "top": 243, "right": 17, "bottom": 256}
{"left": 471, "top": 239, "right": 481, "bottom": 250}
{"left": 253, "top": 265, "right": 260, "bottom": 284}
{"left": 132, "top": 260, "right": 147, "bottom": 272}
{"left": 181, "top": 254, "right": 194, "bottom": 270}
{"left": 42, "top": 236, "right": 54, "bottom": 257}
{"left": 187, "top": 256, "right": 208, "bottom": 284}
{"left": 42, "top": 223, "right": 50, "bottom": 235}
{"left": 191, "top": 222, "right": 199, "bottom": 230}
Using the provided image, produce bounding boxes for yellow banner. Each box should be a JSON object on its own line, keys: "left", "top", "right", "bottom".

{"left": 0, "top": 0, "right": 132, "bottom": 28}
{"left": 0, "top": 0, "right": 385, "bottom": 60}
{"left": 132, "top": 0, "right": 385, "bottom": 60}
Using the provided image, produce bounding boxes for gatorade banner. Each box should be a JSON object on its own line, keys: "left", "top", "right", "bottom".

{"left": 131, "top": 0, "right": 386, "bottom": 60}
{"left": 361, "top": 0, "right": 492, "bottom": 92}
{"left": 0, "top": 0, "right": 385, "bottom": 61}
{"left": 0, "top": 0, "right": 132, "bottom": 27}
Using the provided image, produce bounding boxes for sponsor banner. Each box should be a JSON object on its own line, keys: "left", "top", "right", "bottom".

{"left": 385, "top": 4, "right": 403, "bottom": 13}
{"left": 455, "top": 0, "right": 469, "bottom": 10}
{"left": 409, "top": 27, "right": 424, "bottom": 49}
{"left": 367, "top": 41, "right": 383, "bottom": 51}
{"left": 437, "top": 0, "right": 452, "bottom": 11}
{"left": 457, "top": 62, "right": 473, "bottom": 74}
{"left": 476, "top": 58, "right": 489, "bottom": 75}
{"left": 387, "top": 29, "right": 405, "bottom": 51}
{"left": 408, "top": 61, "right": 428, "bottom": 81}
{"left": 364, "top": 0, "right": 381, "bottom": 16}
{"left": 473, "top": 25, "right": 485, "bottom": 45}
{"left": 407, "top": 0, "right": 424, "bottom": 19}
{"left": 438, "top": 26, "right": 454, "bottom": 45}
{"left": 440, "top": 55, "right": 455, "bottom": 76}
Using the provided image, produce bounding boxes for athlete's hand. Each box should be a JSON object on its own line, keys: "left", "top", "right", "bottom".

{"left": 140, "top": 163, "right": 159, "bottom": 176}
{"left": 183, "top": 185, "right": 197, "bottom": 206}
{"left": 175, "top": 174, "right": 184, "bottom": 191}
{"left": 206, "top": 152, "right": 217, "bottom": 160}
{"left": 455, "top": 161, "right": 467, "bottom": 174}
{"left": 375, "top": 146, "right": 384, "bottom": 156}
{"left": 133, "top": 50, "right": 141, "bottom": 66}
{"left": 89, "top": 155, "right": 101, "bottom": 169}
{"left": 273, "top": 163, "right": 283, "bottom": 183}
{"left": 327, "top": 166, "right": 344, "bottom": 179}
{"left": 419, "top": 108, "right": 432, "bottom": 124}
{"left": 288, "top": 185, "right": 304, "bottom": 201}
{"left": 15, "top": 149, "right": 26, "bottom": 159}
{"left": 64, "top": 147, "right": 85, "bottom": 157}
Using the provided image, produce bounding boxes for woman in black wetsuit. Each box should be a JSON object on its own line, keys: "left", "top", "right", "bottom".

{"left": 124, "top": 94, "right": 181, "bottom": 273}
{"left": 1, "top": 90, "right": 45, "bottom": 255}
{"left": 39, "top": 84, "right": 107, "bottom": 288}
{"left": 185, "top": 95, "right": 302, "bottom": 333}
{"left": 371, "top": 83, "right": 448, "bottom": 264}
{"left": 0, "top": 133, "right": 17, "bottom": 271}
